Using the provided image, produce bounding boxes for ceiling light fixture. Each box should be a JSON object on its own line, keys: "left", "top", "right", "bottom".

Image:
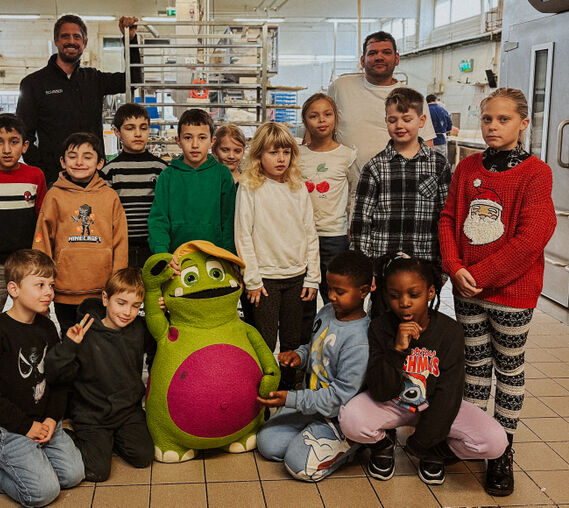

{"left": 0, "top": 14, "right": 41, "bottom": 20}
{"left": 326, "top": 18, "right": 377, "bottom": 23}
{"left": 233, "top": 18, "right": 285, "bottom": 23}
{"left": 80, "top": 16, "right": 117, "bottom": 21}
{"left": 141, "top": 16, "right": 178, "bottom": 23}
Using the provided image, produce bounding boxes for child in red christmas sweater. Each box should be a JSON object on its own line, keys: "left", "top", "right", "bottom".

{"left": 439, "top": 87, "right": 556, "bottom": 497}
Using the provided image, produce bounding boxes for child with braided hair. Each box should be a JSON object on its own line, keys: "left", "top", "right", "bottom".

{"left": 339, "top": 252, "right": 508, "bottom": 486}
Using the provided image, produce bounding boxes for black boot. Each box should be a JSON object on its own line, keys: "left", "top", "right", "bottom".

{"left": 368, "top": 429, "right": 396, "bottom": 480}
{"left": 485, "top": 433, "right": 514, "bottom": 496}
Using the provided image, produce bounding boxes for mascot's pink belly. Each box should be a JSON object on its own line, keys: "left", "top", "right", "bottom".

{"left": 167, "top": 343, "right": 263, "bottom": 438}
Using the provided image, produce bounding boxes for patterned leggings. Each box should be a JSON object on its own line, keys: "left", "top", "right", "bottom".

{"left": 454, "top": 297, "right": 533, "bottom": 434}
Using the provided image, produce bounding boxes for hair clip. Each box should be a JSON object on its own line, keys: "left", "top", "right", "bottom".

{"left": 383, "top": 251, "right": 411, "bottom": 276}
{"left": 394, "top": 251, "right": 411, "bottom": 260}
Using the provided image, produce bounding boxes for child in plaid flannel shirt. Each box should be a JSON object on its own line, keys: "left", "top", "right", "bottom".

{"left": 350, "top": 87, "right": 451, "bottom": 317}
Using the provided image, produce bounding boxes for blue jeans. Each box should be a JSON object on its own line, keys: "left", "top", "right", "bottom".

{"left": 301, "top": 235, "right": 349, "bottom": 345}
{"left": 318, "top": 235, "right": 350, "bottom": 303}
{"left": 257, "top": 407, "right": 359, "bottom": 482}
{"left": 0, "top": 421, "right": 84, "bottom": 507}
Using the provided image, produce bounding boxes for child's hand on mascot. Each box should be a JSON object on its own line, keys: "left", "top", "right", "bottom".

{"left": 169, "top": 255, "right": 181, "bottom": 277}
{"left": 278, "top": 350, "right": 301, "bottom": 368}
{"left": 257, "top": 390, "right": 287, "bottom": 407}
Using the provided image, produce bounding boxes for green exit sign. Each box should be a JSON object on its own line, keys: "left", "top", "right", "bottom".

{"left": 459, "top": 59, "right": 473, "bottom": 72}
{"left": 166, "top": 7, "right": 176, "bottom": 16}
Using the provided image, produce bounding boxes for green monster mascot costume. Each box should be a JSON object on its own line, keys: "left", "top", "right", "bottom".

{"left": 142, "top": 240, "right": 280, "bottom": 462}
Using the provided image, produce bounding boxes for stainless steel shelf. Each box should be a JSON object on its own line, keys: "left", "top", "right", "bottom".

{"left": 125, "top": 21, "right": 275, "bottom": 127}
{"left": 137, "top": 101, "right": 300, "bottom": 109}
{"left": 133, "top": 44, "right": 262, "bottom": 49}
{"left": 131, "top": 83, "right": 262, "bottom": 90}
{"left": 129, "top": 64, "right": 262, "bottom": 69}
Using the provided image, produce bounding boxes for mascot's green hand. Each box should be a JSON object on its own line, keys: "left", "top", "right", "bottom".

{"left": 259, "top": 371, "right": 280, "bottom": 399}
{"left": 142, "top": 253, "right": 175, "bottom": 290}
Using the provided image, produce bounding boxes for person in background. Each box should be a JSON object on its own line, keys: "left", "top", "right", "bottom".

{"left": 211, "top": 123, "right": 255, "bottom": 325}
{"left": 328, "top": 31, "right": 436, "bottom": 208}
{"left": 16, "top": 14, "right": 141, "bottom": 186}
{"left": 101, "top": 103, "right": 167, "bottom": 268}
{"left": 0, "top": 114, "right": 47, "bottom": 311}
{"left": 212, "top": 124, "right": 247, "bottom": 185}
{"left": 426, "top": 94, "right": 459, "bottom": 159}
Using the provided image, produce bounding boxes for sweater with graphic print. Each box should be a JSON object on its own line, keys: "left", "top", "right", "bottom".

{"left": 0, "top": 312, "right": 66, "bottom": 435}
{"left": 298, "top": 144, "right": 357, "bottom": 236}
{"left": 439, "top": 153, "right": 556, "bottom": 309}
{"left": 365, "top": 310, "right": 464, "bottom": 453}
{"left": 285, "top": 303, "right": 370, "bottom": 418}
{"left": 148, "top": 155, "right": 236, "bottom": 254}
{"left": 33, "top": 172, "right": 128, "bottom": 304}
{"left": 0, "top": 163, "right": 47, "bottom": 262}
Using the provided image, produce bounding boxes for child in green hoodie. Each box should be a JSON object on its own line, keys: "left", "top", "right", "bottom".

{"left": 148, "top": 109, "right": 236, "bottom": 254}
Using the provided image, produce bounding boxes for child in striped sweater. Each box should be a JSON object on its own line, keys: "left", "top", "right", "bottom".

{"left": 102, "top": 103, "right": 167, "bottom": 267}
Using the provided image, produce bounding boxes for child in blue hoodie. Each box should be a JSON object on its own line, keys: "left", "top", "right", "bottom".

{"left": 256, "top": 250, "right": 372, "bottom": 482}
{"left": 147, "top": 109, "right": 236, "bottom": 254}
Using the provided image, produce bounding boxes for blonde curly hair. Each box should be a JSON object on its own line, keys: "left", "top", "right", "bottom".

{"left": 241, "top": 122, "right": 302, "bottom": 191}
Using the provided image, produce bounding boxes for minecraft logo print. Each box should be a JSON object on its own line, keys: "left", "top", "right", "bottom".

{"left": 69, "top": 204, "right": 102, "bottom": 243}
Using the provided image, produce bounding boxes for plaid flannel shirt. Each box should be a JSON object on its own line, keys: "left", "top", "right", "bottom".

{"left": 350, "top": 139, "right": 451, "bottom": 266}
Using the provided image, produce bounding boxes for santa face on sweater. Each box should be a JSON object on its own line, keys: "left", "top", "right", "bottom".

{"left": 463, "top": 178, "right": 505, "bottom": 245}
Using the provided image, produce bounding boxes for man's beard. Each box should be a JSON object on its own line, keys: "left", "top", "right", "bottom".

{"left": 59, "top": 46, "right": 82, "bottom": 64}
{"left": 463, "top": 212, "right": 505, "bottom": 245}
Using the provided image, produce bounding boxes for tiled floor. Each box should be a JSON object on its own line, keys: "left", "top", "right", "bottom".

{"left": 3, "top": 284, "right": 569, "bottom": 507}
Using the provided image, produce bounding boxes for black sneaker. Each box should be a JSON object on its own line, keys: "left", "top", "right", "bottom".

{"left": 405, "top": 438, "right": 459, "bottom": 465}
{"left": 418, "top": 459, "right": 446, "bottom": 485}
{"left": 367, "top": 431, "right": 396, "bottom": 481}
{"left": 485, "top": 445, "right": 514, "bottom": 496}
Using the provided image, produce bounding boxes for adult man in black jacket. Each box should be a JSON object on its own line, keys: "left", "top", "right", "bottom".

{"left": 16, "top": 15, "right": 142, "bottom": 185}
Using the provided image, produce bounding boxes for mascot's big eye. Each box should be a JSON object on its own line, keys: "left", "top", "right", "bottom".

{"left": 181, "top": 265, "right": 200, "bottom": 287}
{"left": 206, "top": 260, "right": 225, "bottom": 281}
